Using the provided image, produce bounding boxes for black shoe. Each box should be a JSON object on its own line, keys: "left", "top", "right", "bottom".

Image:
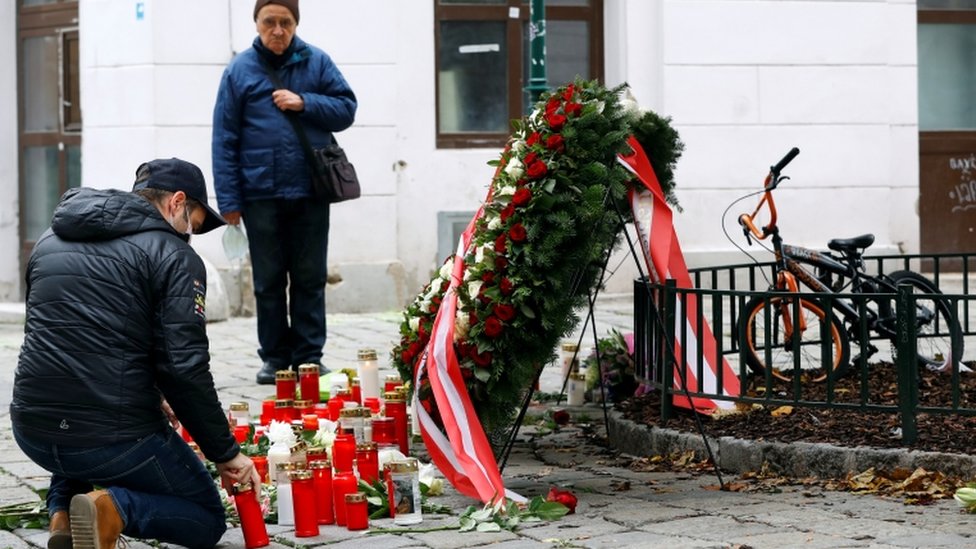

{"left": 256, "top": 362, "right": 281, "bottom": 385}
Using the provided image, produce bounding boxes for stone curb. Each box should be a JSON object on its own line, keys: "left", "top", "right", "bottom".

{"left": 607, "top": 409, "right": 976, "bottom": 479}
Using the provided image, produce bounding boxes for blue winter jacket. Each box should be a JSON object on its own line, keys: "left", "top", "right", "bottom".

{"left": 212, "top": 36, "right": 357, "bottom": 214}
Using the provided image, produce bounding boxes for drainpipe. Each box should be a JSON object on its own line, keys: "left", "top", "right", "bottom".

{"left": 524, "top": 0, "right": 547, "bottom": 105}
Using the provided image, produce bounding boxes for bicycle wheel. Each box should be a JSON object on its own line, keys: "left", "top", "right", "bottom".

{"left": 740, "top": 295, "right": 850, "bottom": 382}
{"left": 882, "top": 270, "right": 963, "bottom": 371}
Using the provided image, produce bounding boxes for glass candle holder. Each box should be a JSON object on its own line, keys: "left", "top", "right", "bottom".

{"left": 560, "top": 341, "right": 579, "bottom": 380}
{"left": 274, "top": 399, "right": 294, "bottom": 424}
{"left": 567, "top": 373, "right": 586, "bottom": 406}
{"left": 229, "top": 402, "right": 250, "bottom": 426}
{"left": 233, "top": 424, "right": 250, "bottom": 443}
{"left": 345, "top": 493, "right": 369, "bottom": 531}
{"left": 363, "top": 397, "right": 381, "bottom": 415}
{"left": 302, "top": 414, "right": 319, "bottom": 433}
{"left": 306, "top": 446, "right": 327, "bottom": 465}
{"left": 289, "top": 469, "right": 319, "bottom": 538}
{"left": 339, "top": 408, "right": 363, "bottom": 440}
{"left": 383, "top": 392, "right": 409, "bottom": 455}
{"left": 232, "top": 482, "right": 270, "bottom": 548}
{"left": 298, "top": 363, "right": 321, "bottom": 404}
{"left": 275, "top": 462, "right": 296, "bottom": 526}
{"left": 250, "top": 455, "right": 269, "bottom": 485}
{"left": 309, "top": 460, "right": 334, "bottom": 525}
{"left": 260, "top": 397, "right": 275, "bottom": 425}
{"left": 384, "top": 374, "right": 402, "bottom": 393}
{"left": 385, "top": 458, "right": 422, "bottom": 525}
{"left": 371, "top": 416, "right": 396, "bottom": 449}
{"left": 332, "top": 434, "right": 356, "bottom": 472}
{"left": 350, "top": 378, "right": 362, "bottom": 405}
{"left": 357, "top": 348, "right": 381, "bottom": 401}
{"left": 275, "top": 370, "right": 297, "bottom": 400}
{"left": 327, "top": 395, "right": 345, "bottom": 422}
{"left": 355, "top": 442, "right": 379, "bottom": 484}
{"left": 331, "top": 471, "right": 358, "bottom": 527}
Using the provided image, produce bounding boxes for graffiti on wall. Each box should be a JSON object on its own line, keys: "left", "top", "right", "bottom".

{"left": 948, "top": 154, "right": 976, "bottom": 213}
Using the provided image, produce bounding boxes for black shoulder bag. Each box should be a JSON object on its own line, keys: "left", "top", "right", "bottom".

{"left": 259, "top": 60, "right": 361, "bottom": 203}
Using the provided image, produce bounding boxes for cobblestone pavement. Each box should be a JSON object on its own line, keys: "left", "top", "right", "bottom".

{"left": 0, "top": 295, "right": 973, "bottom": 548}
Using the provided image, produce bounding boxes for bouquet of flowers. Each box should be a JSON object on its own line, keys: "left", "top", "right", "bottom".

{"left": 393, "top": 79, "right": 683, "bottom": 438}
{"left": 583, "top": 329, "right": 637, "bottom": 403}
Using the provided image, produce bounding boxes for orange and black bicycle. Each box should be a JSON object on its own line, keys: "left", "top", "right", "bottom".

{"left": 732, "top": 148, "right": 962, "bottom": 382}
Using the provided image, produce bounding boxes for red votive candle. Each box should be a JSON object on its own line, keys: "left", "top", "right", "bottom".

{"left": 332, "top": 434, "right": 356, "bottom": 472}
{"left": 384, "top": 391, "right": 409, "bottom": 455}
{"left": 363, "top": 397, "right": 381, "bottom": 415}
{"left": 309, "top": 460, "right": 334, "bottom": 525}
{"left": 345, "top": 493, "right": 369, "bottom": 531}
{"left": 298, "top": 364, "right": 321, "bottom": 404}
{"left": 327, "top": 396, "right": 344, "bottom": 422}
{"left": 180, "top": 425, "right": 194, "bottom": 443}
{"left": 332, "top": 471, "right": 358, "bottom": 526}
{"left": 371, "top": 417, "right": 395, "bottom": 448}
{"left": 302, "top": 414, "right": 319, "bottom": 433}
{"left": 233, "top": 424, "right": 250, "bottom": 443}
{"left": 233, "top": 482, "right": 270, "bottom": 548}
{"left": 355, "top": 442, "right": 379, "bottom": 484}
{"left": 260, "top": 397, "right": 275, "bottom": 425}
{"left": 384, "top": 375, "right": 402, "bottom": 393}
{"left": 250, "top": 455, "right": 269, "bottom": 484}
{"left": 289, "top": 470, "right": 319, "bottom": 538}
{"left": 313, "top": 403, "right": 330, "bottom": 419}
{"left": 275, "top": 370, "right": 297, "bottom": 400}
{"left": 274, "top": 399, "right": 294, "bottom": 423}
{"left": 350, "top": 378, "right": 362, "bottom": 405}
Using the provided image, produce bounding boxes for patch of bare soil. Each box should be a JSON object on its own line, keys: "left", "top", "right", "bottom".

{"left": 617, "top": 363, "right": 976, "bottom": 456}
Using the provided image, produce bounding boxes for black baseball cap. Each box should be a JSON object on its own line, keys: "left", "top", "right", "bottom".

{"left": 132, "top": 158, "right": 227, "bottom": 234}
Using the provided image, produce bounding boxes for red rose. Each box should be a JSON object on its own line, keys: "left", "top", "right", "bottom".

{"left": 509, "top": 223, "right": 527, "bottom": 242}
{"left": 524, "top": 152, "right": 539, "bottom": 165}
{"left": 512, "top": 187, "right": 532, "bottom": 207}
{"left": 468, "top": 310, "right": 478, "bottom": 326}
{"left": 500, "top": 204, "right": 516, "bottom": 222}
{"left": 401, "top": 348, "right": 415, "bottom": 364}
{"left": 494, "top": 233, "right": 507, "bottom": 253}
{"left": 516, "top": 178, "right": 527, "bottom": 187}
{"left": 432, "top": 296, "right": 441, "bottom": 306}
{"left": 408, "top": 341, "right": 423, "bottom": 356}
{"left": 494, "top": 256, "right": 508, "bottom": 270}
{"left": 526, "top": 132, "right": 541, "bottom": 147}
{"left": 500, "top": 277, "right": 514, "bottom": 295}
{"left": 472, "top": 350, "right": 492, "bottom": 367}
{"left": 460, "top": 366, "right": 473, "bottom": 380}
{"left": 526, "top": 160, "right": 548, "bottom": 179}
{"left": 545, "top": 97, "right": 560, "bottom": 115}
{"left": 564, "top": 102, "right": 583, "bottom": 117}
{"left": 494, "top": 303, "right": 516, "bottom": 322}
{"left": 546, "top": 487, "right": 578, "bottom": 514}
{"left": 440, "top": 280, "right": 449, "bottom": 292}
{"left": 546, "top": 112, "right": 567, "bottom": 131}
{"left": 562, "top": 84, "right": 575, "bottom": 101}
{"left": 483, "top": 316, "right": 503, "bottom": 338}
{"left": 477, "top": 287, "right": 492, "bottom": 304}
{"left": 546, "top": 134, "right": 565, "bottom": 152}
{"left": 428, "top": 303, "right": 438, "bottom": 313}
{"left": 481, "top": 271, "right": 495, "bottom": 284}
{"left": 418, "top": 322, "right": 429, "bottom": 340}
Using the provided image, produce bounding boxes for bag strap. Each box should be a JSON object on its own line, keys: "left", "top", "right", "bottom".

{"left": 257, "top": 57, "right": 335, "bottom": 175}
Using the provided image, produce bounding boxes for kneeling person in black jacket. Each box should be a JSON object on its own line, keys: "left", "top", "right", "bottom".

{"left": 10, "top": 158, "right": 258, "bottom": 549}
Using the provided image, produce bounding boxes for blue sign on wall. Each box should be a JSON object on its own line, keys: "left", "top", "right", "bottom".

{"left": 136, "top": 1, "right": 145, "bottom": 21}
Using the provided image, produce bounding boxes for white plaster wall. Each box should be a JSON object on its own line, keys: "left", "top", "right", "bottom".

{"left": 0, "top": 2, "right": 19, "bottom": 299}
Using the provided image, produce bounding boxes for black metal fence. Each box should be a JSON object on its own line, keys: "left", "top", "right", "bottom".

{"left": 633, "top": 253, "right": 976, "bottom": 444}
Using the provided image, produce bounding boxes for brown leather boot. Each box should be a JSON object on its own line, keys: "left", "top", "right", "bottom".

{"left": 47, "top": 509, "right": 71, "bottom": 549}
{"left": 69, "top": 490, "right": 124, "bottom": 549}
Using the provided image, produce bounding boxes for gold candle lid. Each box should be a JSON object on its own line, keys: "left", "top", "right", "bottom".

{"left": 351, "top": 378, "right": 361, "bottom": 387}
{"left": 561, "top": 342, "right": 579, "bottom": 351}
{"left": 339, "top": 408, "right": 361, "bottom": 418}
{"left": 358, "top": 349, "right": 378, "bottom": 361}
{"left": 336, "top": 388, "right": 352, "bottom": 397}
{"left": 384, "top": 458, "right": 419, "bottom": 473}
{"left": 297, "top": 363, "right": 319, "bottom": 374}
{"left": 345, "top": 492, "right": 367, "bottom": 503}
{"left": 289, "top": 441, "right": 307, "bottom": 454}
{"left": 383, "top": 391, "right": 404, "bottom": 402}
{"left": 355, "top": 442, "right": 378, "bottom": 452}
{"left": 294, "top": 399, "right": 312, "bottom": 408}
{"left": 229, "top": 402, "right": 249, "bottom": 411}
{"left": 274, "top": 399, "right": 294, "bottom": 408}
{"left": 308, "top": 459, "right": 332, "bottom": 469}
{"left": 276, "top": 461, "right": 297, "bottom": 472}
{"left": 232, "top": 481, "right": 255, "bottom": 494}
{"left": 288, "top": 470, "right": 313, "bottom": 481}
{"left": 276, "top": 370, "right": 297, "bottom": 380}
{"left": 385, "top": 374, "right": 401, "bottom": 382}
{"left": 570, "top": 373, "right": 587, "bottom": 381}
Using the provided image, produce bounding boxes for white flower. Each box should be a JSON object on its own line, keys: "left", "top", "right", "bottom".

{"left": 378, "top": 447, "right": 408, "bottom": 471}
{"left": 266, "top": 420, "right": 297, "bottom": 446}
{"left": 504, "top": 157, "right": 524, "bottom": 179}
{"left": 455, "top": 310, "right": 470, "bottom": 340}
{"left": 511, "top": 139, "right": 525, "bottom": 155}
{"left": 311, "top": 422, "right": 338, "bottom": 449}
{"left": 620, "top": 88, "right": 641, "bottom": 119}
{"left": 474, "top": 245, "right": 486, "bottom": 265}
{"left": 409, "top": 317, "right": 420, "bottom": 332}
{"left": 487, "top": 216, "right": 502, "bottom": 231}
{"left": 439, "top": 261, "right": 453, "bottom": 280}
{"left": 467, "top": 280, "right": 483, "bottom": 300}
{"left": 496, "top": 184, "right": 515, "bottom": 197}
{"left": 419, "top": 462, "right": 444, "bottom": 496}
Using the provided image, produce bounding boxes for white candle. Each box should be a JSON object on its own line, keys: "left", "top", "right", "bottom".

{"left": 561, "top": 342, "right": 579, "bottom": 380}
{"left": 567, "top": 373, "right": 585, "bottom": 406}
{"left": 358, "top": 349, "right": 381, "bottom": 401}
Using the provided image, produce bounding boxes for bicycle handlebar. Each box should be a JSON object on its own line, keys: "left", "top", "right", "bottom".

{"left": 738, "top": 147, "right": 800, "bottom": 241}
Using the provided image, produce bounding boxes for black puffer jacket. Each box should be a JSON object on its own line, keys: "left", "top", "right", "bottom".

{"left": 11, "top": 188, "right": 239, "bottom": 463}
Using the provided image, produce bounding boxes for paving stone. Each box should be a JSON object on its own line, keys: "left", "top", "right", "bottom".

{"left": 638, "top": 515, "right": 782, "bottom": 542}
{"left": 518, "top": 515, "right": 629, "bottom": 544}
{"left": 404, "top": 528, "right": 518, "bottom": 548}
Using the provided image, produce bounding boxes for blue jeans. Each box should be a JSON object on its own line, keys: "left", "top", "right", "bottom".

{"left": 13, "top": 426, "right": 226, "bottom": 549}
{"left": 243, "top": 197, "right": 330, "bottom": 368}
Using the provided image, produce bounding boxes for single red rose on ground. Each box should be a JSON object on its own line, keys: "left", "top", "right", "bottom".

{"left": 545, "top": 134, "right": 565, "bottom": 152}
{"left": 494, "top": 303, "right": 516, "bottom": 322}
{"left": 546, "top": 487, "right": 578, "bottom": 514}
{"left": 526, "top": 160, "right": 548, "bottom": 179}
{"left": 546, "top": 112, "right": 567, "bottom": 131}
{"left": 494, "top": 233, "right": 507, "bottom": 253}
{"left": 512, "top": 187, "right": 532, "bottom": 207}
{"left": 499, "top": 277, "right": 514, "bottom": 295}
{"left": 552, "top": 408, "right": 570, "bottom": 425}
{"left": 483, "top": 316, "right": 504, "bottom": 338}
{"left": 509, "top": 223, "right": 527, "bottom": 242}
{"left": 500, "top": 203, "right": 516, "bottom": 222}
{"left": 564, "top": 102, "right": 583, "bottom": 117}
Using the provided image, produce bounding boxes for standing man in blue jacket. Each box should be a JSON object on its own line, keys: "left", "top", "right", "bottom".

{"left": 11, "top": 159, "right": 259, "bottom": 549}
{"left": 212, "top": 0, "right": 357, "bottom": 384}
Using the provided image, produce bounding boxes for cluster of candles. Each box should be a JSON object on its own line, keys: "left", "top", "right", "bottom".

{"left": 185, "top": 349, "right": 423, "bottom": 548}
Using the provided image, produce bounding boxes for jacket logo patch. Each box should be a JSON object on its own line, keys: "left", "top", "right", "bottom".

{"left": 193, "top": 279, "right": 206, "bottom": 319}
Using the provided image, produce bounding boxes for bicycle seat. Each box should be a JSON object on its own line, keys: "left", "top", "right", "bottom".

{"left": 827, "top": 234, "right": 875, "bottom": 253}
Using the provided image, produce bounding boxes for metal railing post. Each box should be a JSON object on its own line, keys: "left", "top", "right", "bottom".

{"left": 661, "top": 279, "right": 677, "bottom": 421}
{"left": 895, "top": 284, "right": 918, "bottom": 445}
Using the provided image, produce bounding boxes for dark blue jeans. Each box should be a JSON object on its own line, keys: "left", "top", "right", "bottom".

{"left": 243, "top": 197, "right": 330, "bottom": 368}
{"left": 13, "top": 426, "right": 226, "bottom": 549}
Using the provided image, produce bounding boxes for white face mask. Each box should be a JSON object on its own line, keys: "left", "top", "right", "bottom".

{"left": 168, "top": 204, "right": 193, "bottom": 237}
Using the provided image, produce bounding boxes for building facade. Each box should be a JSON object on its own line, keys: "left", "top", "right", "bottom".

{"left": 6, "top": 0, "right": 964, "bottom": 314}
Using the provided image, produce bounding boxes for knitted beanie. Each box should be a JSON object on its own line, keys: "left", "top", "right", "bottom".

{"left": 254, "top": 0, "right": 299, "bottom": 23}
